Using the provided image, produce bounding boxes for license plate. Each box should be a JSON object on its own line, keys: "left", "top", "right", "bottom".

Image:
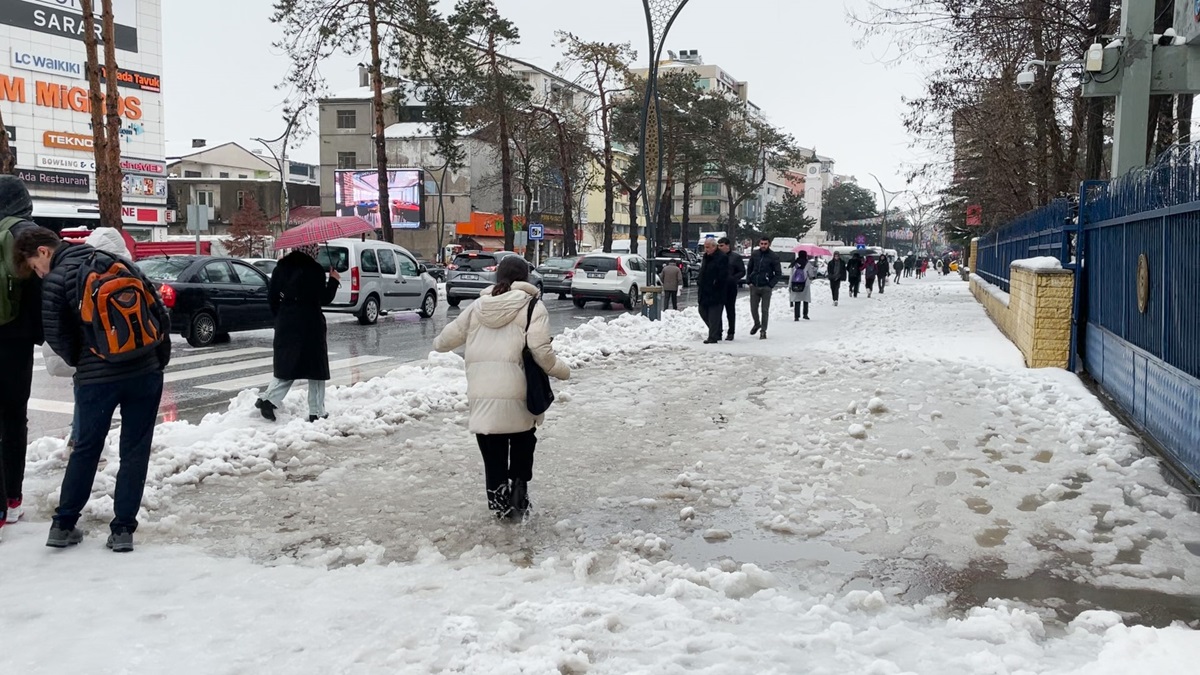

{"left": 587, "top": 272, "right": 606, "bottom": 279}
{"left": 544, "top": 273, "right": 561, "bottom": 279}
{"left": 460, "top": 273, "right": 479, "bottom": 280}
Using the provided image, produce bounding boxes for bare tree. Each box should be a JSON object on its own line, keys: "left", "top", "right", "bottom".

{"left": 0, "top": 109, "right": 14, "bottom": 174}
{"left": 81, "top": 0, "right": 125, "bottom": 228}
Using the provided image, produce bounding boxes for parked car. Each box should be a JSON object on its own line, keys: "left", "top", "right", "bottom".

{"left": 445, "top": 251, "right": 543, "bottom": 308}
{"left": 243, "top": 257, "right": 278, "bottom": 277}
{"left": 537, "top": 256, "right": 582, "bottom": 299}
{"left": 136, "top": 256, "right": 275, "bottom": 348}
{"left": 571, "top": 253, "right": 646, "bottom": 310}
{"left": 650, "top": 247, "right": 699, "bottom": 286}
{"left": 314, "top": 238, "right": 439, "bottom": 325}
{"left": 418, "top": 259, "right": 447, "bottom": 282}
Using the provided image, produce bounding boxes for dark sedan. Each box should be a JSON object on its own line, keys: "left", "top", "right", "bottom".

{"left": 537, "top": 256, "right": 582, "bottom": 298}
{"left": 137, "top": 256, "right": 275, "bottom": 348}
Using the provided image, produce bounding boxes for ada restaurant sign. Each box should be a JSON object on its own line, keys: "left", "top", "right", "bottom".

{"left": 16, "top": 167, "right": 89, "bottom": 191}
{"left": 0, "top": 0, "right": 139, "bottom": 53}
{"left": 37, "top": 154, "right": 95, "bottom": 172}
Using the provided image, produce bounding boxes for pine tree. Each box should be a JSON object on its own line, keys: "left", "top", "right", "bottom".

{"left": 224, "top": 195, "right": 272, "bottom": 258}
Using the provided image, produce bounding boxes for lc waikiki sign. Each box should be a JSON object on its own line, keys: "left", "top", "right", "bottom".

{"left": 0, "top": 72, "right": 143, "bottom": 119}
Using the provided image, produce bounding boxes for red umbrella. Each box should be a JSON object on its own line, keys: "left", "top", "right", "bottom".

{"left": 273, "top": 216, "right": 375, "bottom": 251}
{"left": 792, "top": 243, "right": 833, "bottom": 257}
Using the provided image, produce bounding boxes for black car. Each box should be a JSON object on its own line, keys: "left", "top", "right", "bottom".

{"left": 537, "top": 256, "right": 582, "bottom": 298}
{"left": 651, "top": 248, "right": 700, "bottom": 286}
{"left": 417, "top": 259, "right": 447, "bottom": 282}
{"left": 137, "top": 256, "right": 275, "bottom": 348}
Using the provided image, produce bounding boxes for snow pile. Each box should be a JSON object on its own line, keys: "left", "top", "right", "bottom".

{"left": 1012, "top": 256, "right": 1066, "bottom": 271}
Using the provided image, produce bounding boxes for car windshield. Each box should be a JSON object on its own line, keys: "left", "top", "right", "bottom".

{"left": 453, "top": 254, "right": 497, "bottom": 271}
{"left": 579, "top": 257, "right": 618, "bottom": 272}
{"left": 137, "top": 258, "right": 193, "bottom": 281}
{"left": 314, "top": 246, "right": 350, "bottom": 273}
{"left": 540, "top": 257, "right": 577, "bottom": 270}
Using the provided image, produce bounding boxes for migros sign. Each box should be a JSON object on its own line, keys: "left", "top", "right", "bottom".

{"left": 0, "top": 73, "right": 142, "bottom": 120}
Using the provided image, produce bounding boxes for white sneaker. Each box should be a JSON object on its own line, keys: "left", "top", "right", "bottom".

{"left": 6, "top": 499, "right": 24, "bottom": 524}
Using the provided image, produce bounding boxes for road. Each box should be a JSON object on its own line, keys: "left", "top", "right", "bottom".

{"left": 26, "top": 286, "right": 703, "bottom": 440}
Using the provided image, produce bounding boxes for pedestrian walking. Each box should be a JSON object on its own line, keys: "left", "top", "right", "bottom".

{"left": 919, "top": 258, "right": 928, "bottom": 278}
{"left": 789, "top": 251, "right": 817, "bottom": 321}
{"left": 432, "top": 256, "right": 570, "bottom": 519}
{"left": 256, "top": 245, "right": 341, "bottom": 423}
{"left": 745, "top": 237, "right": 782, "bottom": 339}
{"left": 0, "top": 176, "right": 44, "bottom": 539}
{"left": 16, "top": 226, "right": 171, "bottom": 552}
{"left": 847, "top": 251, "right": 864, "bottom": 298}
{"left": 876, "top": 256, "right": 890, "bottom": 294}
{"left": 893, "top": 257, "right": 903, "bottom": 285}
{"left": 864, "top": 255, "right": 877, "bottom": 298}
{"left": 697, "top": 238, "right": 729, "bottom": 344}
{"left": 826, "top": 254, "right": 846, "bottom": 307}
{"left": 904, "top": 254, "right": 915, "bottom": 278}
{"left": 718, "top": 237, "right": 744, "bottom": 340}
{"left": 659, "top": 261, "right": 682, "bottom": 311}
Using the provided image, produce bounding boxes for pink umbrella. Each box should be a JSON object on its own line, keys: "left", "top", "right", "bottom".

{"left": 793, "top": 243, "right": 832, "bottom": 257}
{"left": 274, "top": 216, "right": 376, "bottom": 251}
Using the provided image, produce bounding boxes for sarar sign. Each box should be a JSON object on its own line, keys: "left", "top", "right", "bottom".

{"left": 0, "top": 0, "right": 139, "bottom": 53}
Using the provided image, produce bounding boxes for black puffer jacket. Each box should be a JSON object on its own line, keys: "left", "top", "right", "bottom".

{"left": 0, "top": 175, "right": 43, "bottom": 345}
{"left": 42, "top": 243, "right": 171, "bottom": 386}
{"left": 726, "top": 251, "right": 746, "bottom": 290}
{"left": 746, "top": 248, "right": 782, "bottom": 288}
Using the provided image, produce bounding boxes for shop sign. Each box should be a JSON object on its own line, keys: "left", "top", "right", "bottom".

{"left": 15, "top": 167, "right": 89, "bottom": 191}
{"left": 43, "top": 130, "right": 93, "bottom": 150}
{"left": 37, "top": 154, "right": 95, "bottom": 172}
{"left": 8, "top": 49, "right": 161, "bottom": 92}
{"left": 120, "top": 157, "right": 165, "bottom": 175}
{"left": 0, "top": 0, "right": 139, "bottom": 53}
{"left": 122, "top": 173, "right": 166, "bottom": 198}
{"left": 0, "top": 73, "right": 143, "bottom": 120}
{"left": 121, "top": 205, "right": 162, "bottom": 224}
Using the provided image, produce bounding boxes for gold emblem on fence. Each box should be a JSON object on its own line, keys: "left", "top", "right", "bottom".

{"left": 1136, "top": 253, "right": 1150, "bottom": 314}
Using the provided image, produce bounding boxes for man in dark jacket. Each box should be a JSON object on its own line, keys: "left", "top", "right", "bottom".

{"left": 255, "top": 246, "right": 340, "bottom": 423}
{"left": 0, "top": 176, "right": 43, "bottom": 534}
{"left": 697, "top": 238, "right": 728, "bottom": 344}
{"left": 745, "top": 237, "right": 781, "bottom": 339}
{"left": 846, "top": 251, "right": 864, "bottom": 298}
{"left": 717, "top": 237, "right": 744, "bottom": 341}
{"left": 875, "top": 256, "right": 890, "bottom": 294}
{"left": 827, "top": 254, "right": 846, "bottom": 307}
{"left": 15, "top": 226, "right": 171, "bottom": 552}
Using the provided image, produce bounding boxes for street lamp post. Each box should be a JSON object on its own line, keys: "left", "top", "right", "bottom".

{"left": 640, "top": 0, "right": 691, "bottom": 317}
{"left": 254, "top": 109, "right": 302, "bottom": 241}
{"left": 868, "top": 173, "right": 906, "bottom": 249}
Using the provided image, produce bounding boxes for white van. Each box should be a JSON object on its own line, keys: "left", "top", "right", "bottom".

{"left": 315, "top": 238, "right": 439, "bottom": 325}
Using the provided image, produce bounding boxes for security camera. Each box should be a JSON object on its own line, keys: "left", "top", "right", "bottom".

{"left": 1016, "top": 69, "right": 1036, "bottom": 91}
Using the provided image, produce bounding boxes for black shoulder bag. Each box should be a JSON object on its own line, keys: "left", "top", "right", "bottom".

{"left": 522, "top": 298, "right": 555, "bottom": 415}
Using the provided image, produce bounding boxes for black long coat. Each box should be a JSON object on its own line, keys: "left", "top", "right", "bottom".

{"left": 698, "top": 250, "right": 730, "bottom": 307}
{"left": 270, "top": 251, "right": 339, "bottom": 381}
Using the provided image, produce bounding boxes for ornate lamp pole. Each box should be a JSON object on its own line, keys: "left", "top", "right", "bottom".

{"left": 640, "top": 0, "right": 691, "bottom": 314}
{"left": 254, "top": 108, "right": 303, "bottom": 240}
{"left": 868, "top": 173, "right": 907, "bottom": 249}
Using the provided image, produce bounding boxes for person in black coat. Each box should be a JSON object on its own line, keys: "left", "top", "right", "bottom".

{"left": 256, "top": 246, "right": 340, "bottom": 423}
{"left": 0, "top": 175, "right": 44, "bottom": 529}
{"left": 717, "top": 237, "right": 744, "bottom": 340}
{"left": 875, "top": 256, "right": 890, "bottom": 294}
{"left": 827, "top": 254, "right": 846, "bottom": 306}
{"left": 697, "top": 238, "right": 729, "bottom": 344}
{"left": 846, "top": 251, "right": 864, "bottom": 298}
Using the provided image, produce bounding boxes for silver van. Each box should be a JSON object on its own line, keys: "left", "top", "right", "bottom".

{"left": 316, "top": 238, "right": 439, "bottom": 324}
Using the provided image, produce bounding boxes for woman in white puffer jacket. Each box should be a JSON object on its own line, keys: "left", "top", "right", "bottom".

{"left": 433, "top": 256, "right": 570, "bottom": 519}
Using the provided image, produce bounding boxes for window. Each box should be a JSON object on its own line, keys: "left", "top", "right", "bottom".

{"left": 701, "top": 181, "right": 720, "bottom": 196}
{"left": 238, "top": 174, "right": 248, "bottom": 179}
{"left": 184, "top": 170, "right": 201, "bottom": 178}
{"left": 376, "top": 249, "right": 397, "bottom": 275}
{"left": 337, "top": 152, "right": 357, "bottom": 170}
{"left": 197, "top": 191, "right": 214, "bottom": 207}
{"left": 336, "top": 109, "right": 357, "bottom": 129}
{"left": 231, "top": 262, "right": 268, "bottom": 288}
{"left": 360, "top": 248, "right": 379, "bottom": 273}
{"left": 289, "top": 164, "right": 311, "bottom": 178}
{"left": 397, "top": 255, "right": 418, "bottom": 277}
{"left": 452, "top": 254, "right": 496, "bottom": 271}
{"left": 136, "top": 258, "right": 191, "bottom": 282}
{"left": 219, "top": 172, "right": 229, "bottom": 179}
{"left": 199, "top": 261, "right": 235, "bottom": 284}
{"left": 513, "top": 192, "right": 526, "bottom": 215}
{"left": 236, "top": 191, "right": 246, "bottom": 209}
{"left": 701, "top": 199, "right": 721, "bottom": 216}
{"left": 315, "top": 246, "right": 349, "bottom": 273}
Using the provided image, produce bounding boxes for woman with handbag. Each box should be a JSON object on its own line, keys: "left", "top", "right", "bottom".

{"left": 433, "top": 256, "right": 570, "bottom": 519}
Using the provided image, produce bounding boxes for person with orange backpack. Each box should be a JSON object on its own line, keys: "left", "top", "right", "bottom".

{"left": 15, "top": 226, "right": 171, "bottom": 553}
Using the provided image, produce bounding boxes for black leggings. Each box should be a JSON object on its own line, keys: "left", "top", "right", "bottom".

{"left": 476, "top": 428, "right": 536, "bottom": 503}
{"left": 830, "top": 280, "right": 841, "bottom": 302}
{"left": 793, "top": 301, "right": 809, "bottom": 319}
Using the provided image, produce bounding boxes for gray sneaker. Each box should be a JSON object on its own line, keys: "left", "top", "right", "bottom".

{"left": 106, "top": 531, "right": 134, "bottom": 553}
{"left": 46, "top": 525, "right": 84, "bottom": 548}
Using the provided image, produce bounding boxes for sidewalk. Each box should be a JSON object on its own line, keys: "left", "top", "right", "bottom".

{"left": 4, "top": 275, "right": 1200, "bottom": 673}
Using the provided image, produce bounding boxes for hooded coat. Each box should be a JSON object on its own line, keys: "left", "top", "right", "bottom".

{"left": 0, "top": 175, "right": 43, "bottom": 345}
{"left": 433, "top": 281, "right": 570, "bottom": 435}
{"left": 269, "top": 250, "right": 339, "bottom": 381}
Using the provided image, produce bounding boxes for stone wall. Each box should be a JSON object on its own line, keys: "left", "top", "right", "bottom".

{"left": 970, "top": 263, "right": 1074, "bottom": 369}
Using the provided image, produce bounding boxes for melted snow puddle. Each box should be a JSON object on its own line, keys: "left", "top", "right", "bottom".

{"left": 670, "top": 532, "right": 869, "bottom": 574}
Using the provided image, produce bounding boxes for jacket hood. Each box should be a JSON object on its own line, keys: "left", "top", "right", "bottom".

{"left": 474, "top": 281, "right": 540, "bottom": 328}
{"left": 84, "top": 227, "right": 132, "bottom": 259}
{"left": 0, "top": 175, "right": 33, "bottom": 220}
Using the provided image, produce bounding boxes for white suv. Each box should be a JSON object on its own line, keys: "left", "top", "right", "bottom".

{"left": 570, "top": 253, "right": 646, "bottom": 310}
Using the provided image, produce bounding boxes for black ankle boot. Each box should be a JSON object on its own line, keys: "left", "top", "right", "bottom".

{"left": 508, "top": 479, "right": 529, "bottom": 519}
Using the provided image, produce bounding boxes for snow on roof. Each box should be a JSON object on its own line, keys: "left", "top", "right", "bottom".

{"left": 384, "top": 122, "right": 433, "bottom": 139}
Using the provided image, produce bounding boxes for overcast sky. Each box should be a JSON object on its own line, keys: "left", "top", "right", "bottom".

{"left": 161, "top": 0, "right": 928, "bottom": 205}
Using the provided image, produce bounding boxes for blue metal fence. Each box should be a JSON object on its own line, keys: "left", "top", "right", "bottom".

{"left": 974, "top": 199, "right": 1073, "bottom": 292}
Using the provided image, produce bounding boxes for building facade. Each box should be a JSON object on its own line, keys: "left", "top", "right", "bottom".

{"left": 0, "top": 0, "right": 166, "bottom": 238}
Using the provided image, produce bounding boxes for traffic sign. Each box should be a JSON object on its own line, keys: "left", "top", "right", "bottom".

{"left": 528, "top": 224, "right": 545, "bottom": 241}
{"left": 856, "top": 244, "right": 867, "bottom": 250}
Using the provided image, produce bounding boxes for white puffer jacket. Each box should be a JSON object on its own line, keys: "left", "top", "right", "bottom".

{"left": 434, "top": 281, "right": 570, "bottom": 434}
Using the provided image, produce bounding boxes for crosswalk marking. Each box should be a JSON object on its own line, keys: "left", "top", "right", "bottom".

{"left": 169, "top": 347, "right": 273, "bottom": 367}
{"left": 162, "top": 357, "right": 277, "bottom": 383}
{"left": 27, "top": 398, "right": 75, "bottom": 415}
{"left": 197, "top": 355, "right": 393, "bottom": 392}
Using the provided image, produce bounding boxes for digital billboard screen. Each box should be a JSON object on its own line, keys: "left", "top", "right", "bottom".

{"left": 334, "top": 169, "right": 424, "bottom": 230}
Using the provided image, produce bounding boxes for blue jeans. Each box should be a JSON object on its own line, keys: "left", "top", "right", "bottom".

{"left": 54, "top": 371, "right": 164, "bottom": 533}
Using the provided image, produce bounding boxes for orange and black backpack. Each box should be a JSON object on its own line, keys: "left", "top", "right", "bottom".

{"left": 78, "top": 250, "right": 165, "bottom": 362}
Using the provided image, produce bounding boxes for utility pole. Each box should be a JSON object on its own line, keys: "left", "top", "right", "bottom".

{"left": 1112, "top": 0, "right": 1154, "bottom": 174}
